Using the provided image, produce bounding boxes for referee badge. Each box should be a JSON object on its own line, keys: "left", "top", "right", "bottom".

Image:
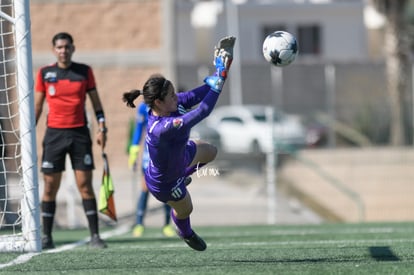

{"left": 48, "top": 85, "right": 56, "bottom": 96}
{"left": 172, "top": 118, "right": 183, "bottom": 129}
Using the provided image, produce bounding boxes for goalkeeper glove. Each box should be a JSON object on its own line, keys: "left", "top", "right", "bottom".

{"left": 128, "top": 145, "right": 140, "bottom": 170}
{"left": 204, "top": 54, "right": 226, "bottom": 93}
{"left": 214, "top": 36, "right": 236, "bottom": 73}
{"left": 204, "top": 36, "right": 236, "bottom": 93}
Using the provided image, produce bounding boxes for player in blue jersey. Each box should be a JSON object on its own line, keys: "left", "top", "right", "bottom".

{"left": 129, "top": 101, "right": 175, "bottom": 238}
{"left": 122, "top": 36, "right": 235, "bottom": 251}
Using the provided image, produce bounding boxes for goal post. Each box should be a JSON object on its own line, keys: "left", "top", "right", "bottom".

{"left": 0, "top": 0, "right": 41, "bottom": 252}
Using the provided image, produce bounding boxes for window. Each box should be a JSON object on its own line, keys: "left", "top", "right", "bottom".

{"left": 297, "top": 25, "right": 321, "bottom": 55}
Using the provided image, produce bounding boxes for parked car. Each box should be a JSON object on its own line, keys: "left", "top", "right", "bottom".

{"left": 206, "top": 105, "right": 307, "bottom": 154}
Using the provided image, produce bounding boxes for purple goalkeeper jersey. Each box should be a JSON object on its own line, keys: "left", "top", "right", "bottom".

{"left": 144, "top": 84, "right": 218, "bottom": 189}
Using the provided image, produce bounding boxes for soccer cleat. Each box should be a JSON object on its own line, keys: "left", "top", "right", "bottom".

{"left": 132, "top": 224, "right": 145, "bottom": 237}
{"left": 181, "top": 231, "right": 207, "bottom": 251}
{"left": 184, "top": 177, "right": 192, "bottom": 186}
{"left": 42, "top": 235, "right": 55, "bottom": 250}
{"left": 89, "top": 234, "right": 107, "bottom": 249}
{"left": 162, "top": 224, "right": 176, "bottom": 237}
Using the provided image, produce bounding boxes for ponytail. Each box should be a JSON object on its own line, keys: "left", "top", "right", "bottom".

{"left": 122, "top": 89, "right": 141, "bottom": 108}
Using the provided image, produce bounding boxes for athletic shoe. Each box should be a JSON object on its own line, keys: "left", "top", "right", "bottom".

{"left": 184, "top": 177, "right": 192, "bottom": 186}
{"left": 162, "top": 224, "right": 175, "bottom": 237}
{"left": 42, "top": 235, "right": 55, "bottom": 250}
{"left": 89, "top": 234, "right": 107, "bottom": 249}
{"left": 181, "top": 231, "right": 207, "bottom": 251}
{"left": 132, "top": 224, "right": 145, "bottom": 237}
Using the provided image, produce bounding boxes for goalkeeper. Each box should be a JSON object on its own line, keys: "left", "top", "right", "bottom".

{"left": 122, "top": 36, "right": 236, "bottom": 251}
{"left": 128, "top": 101, "right": 175, "bottom": 238}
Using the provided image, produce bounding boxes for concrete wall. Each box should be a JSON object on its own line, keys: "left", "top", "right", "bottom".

{"left": 280, "top": 147, "right": 414, "bottom": 222}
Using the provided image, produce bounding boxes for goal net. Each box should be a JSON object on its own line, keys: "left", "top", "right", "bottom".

{"left": 0, "top": 0, "right": 41, "bottom": 252}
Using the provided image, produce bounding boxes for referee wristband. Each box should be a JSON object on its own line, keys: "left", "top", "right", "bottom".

{"left": 96, "top": 110, "right": 105, "bottom": 123}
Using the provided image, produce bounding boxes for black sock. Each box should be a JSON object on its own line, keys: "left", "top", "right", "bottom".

{"left": 164, "top": 204, "right": 171, "bottom": 225}
{"left": 41, "top": 201, "right": 56, "bottom": 237}
{"left": 82, "top": 198, "right": 99, "bottom": 236}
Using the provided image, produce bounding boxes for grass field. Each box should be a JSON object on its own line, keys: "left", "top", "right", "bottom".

{"left": 0, "top": 222, "right": 413, "bottom": 274}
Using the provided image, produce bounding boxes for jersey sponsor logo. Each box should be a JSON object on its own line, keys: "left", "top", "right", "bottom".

{"left": 44, "top": 71, "right": 57, "bottom": 82}
{"left": 172, "top": 118, "right": 183, "bottom": 129}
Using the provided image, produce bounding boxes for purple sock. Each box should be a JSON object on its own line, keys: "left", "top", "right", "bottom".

{"left": 185, "top": 163, "right": 206, "bottom": 177}
{"left": 170, "top": 209, "right": 193, "bottom": 238}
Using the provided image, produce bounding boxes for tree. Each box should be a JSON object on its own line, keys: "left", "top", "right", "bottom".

{"left": 371, "top": 0, "right": 410, "bottom": 145}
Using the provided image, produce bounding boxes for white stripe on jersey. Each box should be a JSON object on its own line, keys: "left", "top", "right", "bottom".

{"left": 178, "top": 104, "right": 187, "bottom": 115}
{"left": 148, "top": 120, "right": 160, "bottom": 134}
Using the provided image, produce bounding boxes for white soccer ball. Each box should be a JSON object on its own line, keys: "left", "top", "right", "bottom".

{"left": 262, "top": 31, "right": 298, "bottom": 67}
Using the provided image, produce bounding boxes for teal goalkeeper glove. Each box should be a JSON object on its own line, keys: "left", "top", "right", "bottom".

{"left": 204, "top": 36, "right": 236, "bottom": 93}
{"left": 204, "top": 62, "right": 226, "bottom": 93}
{"left": 128, "top": 145, "right": 140, "bottom": 170}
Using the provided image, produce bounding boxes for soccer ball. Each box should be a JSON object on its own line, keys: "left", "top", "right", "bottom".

{"left": 262, "top": 31, "right": 298, "bottom": 67}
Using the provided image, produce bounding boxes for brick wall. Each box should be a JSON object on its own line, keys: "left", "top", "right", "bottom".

{"left": 31, "top": 1, "right": 162, "bottom": 171}
{"left": 30, "top": 1, "right": 161, "bottom": 51}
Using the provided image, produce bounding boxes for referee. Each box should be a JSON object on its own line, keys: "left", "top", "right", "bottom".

{"left": 34, "top": 32, "right": 107, "bottom": 249}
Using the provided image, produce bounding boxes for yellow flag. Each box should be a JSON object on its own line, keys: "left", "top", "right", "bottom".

{"left": 98, "top": 153, "right": 117, "bottom": 221}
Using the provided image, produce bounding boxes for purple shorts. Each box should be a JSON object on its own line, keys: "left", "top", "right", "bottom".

{"left": 146, "top": 140, "right": 197, "bottom": 203}
{"left": 147, "top": 176, "right": 189, "bottom": 203}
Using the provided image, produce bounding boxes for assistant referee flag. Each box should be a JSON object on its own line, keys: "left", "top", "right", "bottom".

{"left": 99, "top": 153, "right": 117, "bottom": 221}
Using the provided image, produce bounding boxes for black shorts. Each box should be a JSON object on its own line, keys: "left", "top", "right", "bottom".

{"left": 41, "top": 127, "right": 94, "bottom": 173}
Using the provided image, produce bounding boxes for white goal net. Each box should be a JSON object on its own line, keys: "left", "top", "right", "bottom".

{"left": 0, "top": 0, "right": 41, "bottom": 252}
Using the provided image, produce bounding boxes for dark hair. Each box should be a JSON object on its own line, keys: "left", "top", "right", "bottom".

{"left": 52, "top": 32, "right": 73, "bottom": 46}
{"left": 122, "top": 74, "right": 171, "bottom": 108}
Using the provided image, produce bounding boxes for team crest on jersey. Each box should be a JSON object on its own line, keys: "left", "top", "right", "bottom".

{"left": 172, "top": 118, "right": 183, "bottom": 129}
